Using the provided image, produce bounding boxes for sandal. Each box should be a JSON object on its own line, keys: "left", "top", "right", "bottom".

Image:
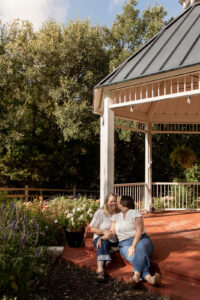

{"left": 128, "top": 273, "right": 140, "bottom": 287}
{"left": 148, "top": 273, "right": 161, "bottom": 286}
{"left": 97, "top": 271, "right": 105, "bottom": 282}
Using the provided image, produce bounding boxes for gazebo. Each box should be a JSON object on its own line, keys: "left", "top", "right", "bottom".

{"left": 93, "top": 0, "right": 200, "bottom": 210}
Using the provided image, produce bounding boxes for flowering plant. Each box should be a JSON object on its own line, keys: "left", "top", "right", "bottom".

{"left": 0, "top": 202, "right": 47, "bottom": 298}
{"left": 65, "top": 197, "right": 99, "bottom": 232}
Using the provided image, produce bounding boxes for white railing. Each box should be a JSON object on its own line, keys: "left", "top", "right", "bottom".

{"left": 114, "top": 183, "right": 145, "bottom": 210}
{"left": 152, "top": 182, "right": 200, "bottom": 210}
{"left": 114, "top": 182, "right": 200, "bottom": 211}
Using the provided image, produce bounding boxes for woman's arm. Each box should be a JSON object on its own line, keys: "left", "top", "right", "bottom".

{"left": 90, "top": 226, "right": 104, "bottom": 236}
{"left": 110, "top": 221, "right": 116, "bottom": 235}
{"left": 128, "top": 217, "right": 144, "bottom": 257}
{"left": 90, "top": 226, "right": 111, "bottom": 236}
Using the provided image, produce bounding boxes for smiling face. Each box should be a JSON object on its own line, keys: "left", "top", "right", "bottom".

{"left": 106, "top": 195, "right": 117, "bottom": 214}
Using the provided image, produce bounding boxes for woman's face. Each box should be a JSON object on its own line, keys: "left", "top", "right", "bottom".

{"left": 117, "top": 201, "right": 126, "bottom": 212}
{"left": 107, "top": 196, "right": 117, "bottom": 213}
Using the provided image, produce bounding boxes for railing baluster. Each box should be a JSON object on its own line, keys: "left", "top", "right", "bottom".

{"left": 114, "top": 182, "right": 200, "bottom": 211}
{"left": 175, "top": 185, "right": 176, "bottom": 209}
{"left": 164, "top": 184, "right": 166, "bottom": 208}
{"left": 186, "top": 184, "right": 187, "bottom": 210}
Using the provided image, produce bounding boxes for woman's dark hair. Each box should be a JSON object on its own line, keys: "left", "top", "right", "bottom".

{"left": 120, "top": 195, "right": 135, "bottom": 209}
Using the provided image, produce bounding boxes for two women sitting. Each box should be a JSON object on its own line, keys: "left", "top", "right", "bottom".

{"left": 90, "top": 193, "right": 161, "bottom": 286}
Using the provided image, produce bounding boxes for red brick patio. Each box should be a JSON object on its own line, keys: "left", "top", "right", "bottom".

{"left": 62, "top": 211, "right": 200, "bottom": 300}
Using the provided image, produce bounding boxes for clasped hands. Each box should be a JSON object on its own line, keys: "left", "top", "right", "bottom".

{"left": 96, "top": 230, "right": 112, "bottom": 248}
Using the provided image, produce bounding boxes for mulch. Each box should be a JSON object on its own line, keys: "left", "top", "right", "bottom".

{"left": 31, "top": 258, "right": 172, "bottom": 300}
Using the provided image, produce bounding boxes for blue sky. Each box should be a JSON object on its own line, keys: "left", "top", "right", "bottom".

{"left": 68, "top": 0, "right": 183, "bottom": 27}
{"left": 0, "top": 0, "right": 183, "bottom": 30}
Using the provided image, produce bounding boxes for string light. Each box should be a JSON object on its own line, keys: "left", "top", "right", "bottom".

{"left": 187, "top": 95, "right": 191, "bottom": 104}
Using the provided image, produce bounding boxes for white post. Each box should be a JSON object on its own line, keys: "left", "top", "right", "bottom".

{"left": 145, "top": 122, "right": 152, "bottom": 212}
{"left": 100, "top": 96, "right": 114, "bottom": 207}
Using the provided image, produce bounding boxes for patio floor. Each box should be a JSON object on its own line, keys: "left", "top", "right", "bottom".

{"left": 62, "top": 211, "right": 200, "bottom": 300}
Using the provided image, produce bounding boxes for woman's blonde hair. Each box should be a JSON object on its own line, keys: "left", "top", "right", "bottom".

{"left": 102, "top": 193, "right": 118, "bottom": 216}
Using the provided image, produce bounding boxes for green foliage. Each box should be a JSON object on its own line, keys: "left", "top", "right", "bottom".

{"left": 115, "top": 131, "right": 145, "bottom": 183}
{"left": 23, "top": 198, "right": 66, "bottom": 246}
{"left": 0, "top": 18, "right": 107, "bottom": 188}
{"left": 55, "top": 100, "right": 99, "bottom": 141}
{"left": 0, "top": 201, "right": 47, "bottom": 299}
{"left": 0, "top": 191, "right": 8, "bottom": 204}
{"left": 0, "top": 195, "right": 99, "bottom": 298}
{"left": 23, "top": 196, "right": 99, "bottom": 244}
{"left": 65, "top": 197, "right": 99, "bottom": 231}
{"left": 0, "top": 2, "right": 181, "bottom": 189}
{"left": 153, "top": 197, "right": 165, "bottom": 210}
{"left": 184, "top": 164, "right": 200, "bottom": 182}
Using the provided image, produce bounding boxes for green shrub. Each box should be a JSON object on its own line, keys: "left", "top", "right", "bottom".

{"left": 0, "top": 191, "right": 8, "bottom": 204}
{"left": 0, "top": 202, "right": 47, "bottom": 299}
{"left": 184, "top": 164, "right": 200, "bottom": 182}
{"left": 65, "top": 197, "right": 99, "bottom": 231}
{"left": 153, "top": 197, "right": 165, "bottom": 210}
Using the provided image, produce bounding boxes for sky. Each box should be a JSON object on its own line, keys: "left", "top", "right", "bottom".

{"left": 0, "top": 0, "right": 184, "bottom": 30}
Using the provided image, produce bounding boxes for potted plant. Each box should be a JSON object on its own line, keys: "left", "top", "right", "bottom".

{"left": 64, "top": 197, "right": 99, "bottom": 247}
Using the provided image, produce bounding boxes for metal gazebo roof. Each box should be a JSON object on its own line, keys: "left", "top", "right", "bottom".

{"left": 96, "top": 2, "right": 200, "bottom": 89}
{"left": 93, "top": 2, "right": 200, "bottom": 123}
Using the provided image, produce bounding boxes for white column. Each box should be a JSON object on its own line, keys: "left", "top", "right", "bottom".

{"left": 145, "top": 122, "right": 152, "bottom": 212}
{"left": 100, "top": 96, "right": 114, "bottom": 207}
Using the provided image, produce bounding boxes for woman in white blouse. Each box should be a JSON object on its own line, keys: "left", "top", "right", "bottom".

{"left": 111, "top": 195, "right": 161, "bottom": 287}
{"left": 90, "top": 193, "right": 118, "bottom": 282}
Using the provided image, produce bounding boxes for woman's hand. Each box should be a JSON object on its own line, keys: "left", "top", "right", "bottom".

{"left": 101, "top": 231, "right": 112, "bottom": 240}
{"left": 128, "top": 245, "right": 135, "bottom": 257}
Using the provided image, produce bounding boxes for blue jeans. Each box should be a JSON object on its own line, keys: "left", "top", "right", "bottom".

{"left": 119, "top": 233, "right": 154, "bottom": 279}
{"left": 93, "top": 236, "right": 118, "bottom": 264}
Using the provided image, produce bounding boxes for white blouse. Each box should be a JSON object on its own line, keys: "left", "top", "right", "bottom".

{"left": 111, "top": 209, "right": 145, "bottom": 242}
{"left": 90, "top": 208, "right": 118, "bottom": 243}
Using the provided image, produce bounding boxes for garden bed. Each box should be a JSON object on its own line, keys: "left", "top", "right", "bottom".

{"left": 31, "top": 258, "right": 171, "bottom": 300}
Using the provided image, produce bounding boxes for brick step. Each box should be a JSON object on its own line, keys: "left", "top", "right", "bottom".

{"left": 62, "top": 243, "right": 200, "bottom": 300}
{"left": 82, "top": 223, "right": 200, "bottom": 299}
{"left": 84, "top": 235, "right": 200, "bottom": 286}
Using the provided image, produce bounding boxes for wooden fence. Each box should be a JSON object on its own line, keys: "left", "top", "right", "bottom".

{"left": 0, "top": 186, "right": 99, "bottom": 201}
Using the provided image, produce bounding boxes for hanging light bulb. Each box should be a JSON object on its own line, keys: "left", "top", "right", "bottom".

{"left": 130, "top": 105, "right": 134, "bottom": 112}
{"left": 187, "top": 95, "right": 191, "bottom": 104}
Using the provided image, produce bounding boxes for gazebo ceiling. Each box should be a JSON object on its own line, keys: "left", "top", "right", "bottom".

{"left": 113, "top": 93, "right": 200, "bottom": 123}
{"left": 93, "top": 2, "right": 200, "bottom": 123}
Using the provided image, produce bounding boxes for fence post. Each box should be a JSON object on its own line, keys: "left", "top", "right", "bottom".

{"left": 73, "top": 186, "right": 76, "bottom": 197}
{"left": 25, "top": 185, "right": 29, "bottom": 201}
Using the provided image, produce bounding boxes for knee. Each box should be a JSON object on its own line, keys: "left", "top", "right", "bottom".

{"left": 135, "top": 242, "right": 144, "bottom": 251}
{"left": 135, "top": 242, "right": 147, "bottom": 254}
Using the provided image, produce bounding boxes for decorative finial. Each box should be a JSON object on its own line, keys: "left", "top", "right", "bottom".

{"left": 179, "top": 0, "right": 199, "bottom": 10}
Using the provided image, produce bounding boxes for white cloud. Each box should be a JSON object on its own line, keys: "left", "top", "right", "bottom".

{"left": 0, "top": 0, "right": 70, "bottom": 30}
{"left": 109, "top": 0, "right": 126, "bottom": 13}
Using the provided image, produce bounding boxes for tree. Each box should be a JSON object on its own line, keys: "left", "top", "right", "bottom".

{"left": 103, "top": 0, "right": 168, "bottom": 70}
{"left": 0, "top": 1, "right": 180, "bottom": 188}
{"left": 0, "top": 19, "right": 108, "bottom": 188}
